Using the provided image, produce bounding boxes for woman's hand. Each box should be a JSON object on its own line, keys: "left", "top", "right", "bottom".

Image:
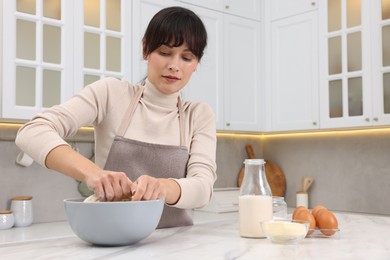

{"left": 85, "top": 170, "right": 133, "bottom": 202}
{"left": 130, "top": 175, "right": 167, "bottom": 201}
{"left": 131, "top": 175, "right": 181, "bottom": 204}
{"left": 44, "top": 145, "right": 181, "bottom": 203}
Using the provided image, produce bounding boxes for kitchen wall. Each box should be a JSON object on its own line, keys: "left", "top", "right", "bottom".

{"left": 263, "top": 130, "right": 390, "bottom": 216}
{"left": 0, "top": 138, "right": 93, "bottom": 223}
{"left": 1, "top": 127, "right": 390, "bottom": 224}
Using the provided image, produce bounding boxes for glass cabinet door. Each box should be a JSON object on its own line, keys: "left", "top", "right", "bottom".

{"left": 372, "top": 0, "right": 390, "bottom": 125}
{"left": 2, "top": 0, "right": 131, "bottom": 120}
{"left": 320, "top": 0, "right": 372, "bottom": 128}
{"left": 73, "top": 0, "right": 131, "bottom": 93}
{"left": 321, "top": 0, "right": 390, "bottom": 128}
{"left": 327, "top": 0, "right": 364, "bottom": 119}
{"left": 3, "top": 0, "right": 73, "bottom": 119}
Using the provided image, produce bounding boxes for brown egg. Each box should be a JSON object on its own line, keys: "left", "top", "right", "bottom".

{"left": 293, "top": 209, "right": 316, "bottom": 235}
{"left": 312, "top": 205, "right": 327, "bottom": 227}
{"left": 316, "top": 210, "right": 338, "bottom": 236}
{"left": 312, "top": 205, "right": 327, "bottom": 218}
{"left": 292, "top": 206, "right": 309, "bottom": 220}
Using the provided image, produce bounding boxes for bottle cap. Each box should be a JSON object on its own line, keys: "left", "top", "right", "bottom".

{"left": 11, "top": 196, "right": 33, "bottom": 201}
{"left": 244, "top": 159, "right": 265, "bottom": 164}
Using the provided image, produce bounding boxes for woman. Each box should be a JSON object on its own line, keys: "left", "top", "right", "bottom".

{"left": 15, "top": 6, "right": 217, "bottom": 228}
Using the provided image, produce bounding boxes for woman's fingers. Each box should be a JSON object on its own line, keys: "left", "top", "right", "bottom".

{"left": 100, "top": 174, "right": 115, "bottom": 201}
{"left": 93, "top": 182, "right": 105, "bottom": 201}
{"left": 88, "top": 171, "right": 133, "bottom": 201}
{"left": 131, "top": 175, "right": 165, "bottom": 201}
{"left": 141, "top": 180, "right": 157, "bottom": 200}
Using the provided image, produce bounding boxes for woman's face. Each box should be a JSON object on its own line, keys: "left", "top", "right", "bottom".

{"left": 145, "top": 43, "right": 199, "bottom": 95}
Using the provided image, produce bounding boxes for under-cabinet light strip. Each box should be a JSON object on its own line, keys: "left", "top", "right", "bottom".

{"left": 1, "top": 123, "right": 390, "bottom": 138}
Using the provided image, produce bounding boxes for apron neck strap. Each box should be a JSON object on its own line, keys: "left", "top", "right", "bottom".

{"left": 117, "top": 86, "right": 186, "bottom": 146}
{"left": 117, "top": 86, "right": 144, "bottom": 137}
{"left": 177, "top": 96, "right": 185, "bottom": 147}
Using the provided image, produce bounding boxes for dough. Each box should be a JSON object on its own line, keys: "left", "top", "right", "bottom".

{"left": 83, "top": 194, "right": 100, "bottom": 202}
{"left": 83, "top": 194, "right": 132, "bottom": 202}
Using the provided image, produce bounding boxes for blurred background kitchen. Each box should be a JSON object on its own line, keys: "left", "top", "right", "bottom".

{"left": 1, "top": 0, "right": 390, "bottom": 223}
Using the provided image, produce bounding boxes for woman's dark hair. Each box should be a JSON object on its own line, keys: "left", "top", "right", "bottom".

{"left": 142, "top": 6, "right": 207, "bottom": 61}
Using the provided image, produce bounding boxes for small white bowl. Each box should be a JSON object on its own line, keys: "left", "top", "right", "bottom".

{"left": 0, "top": 210, "right": 15, "bottom": 230}
{"left": 261, "top": 219, "right": 310, "bottom": 244}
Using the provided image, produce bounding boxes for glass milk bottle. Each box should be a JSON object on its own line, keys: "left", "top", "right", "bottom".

{"left": 239, "top": 159, "right": 273, "bottom": 238}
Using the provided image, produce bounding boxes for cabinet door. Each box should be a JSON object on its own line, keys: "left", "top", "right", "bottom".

{"left": 270, "top": 11, "right": 319, "bottom": 131}
{"left": 180, "top": 5, "right": 224, "bottom": 130}
{"left": 319, "top": 0, "right": 372, "bottom": 129}
{"left": 371, "top": 0, "right": 390, "bottom": 126}
{"left": 271, "top": 0, "right": 317, "bottom": 20}
{"left": 73, "top": 0, "right": 132, "bottom": 93}
{"left": 223, "top": 15, "right": 262, "bottom": 131}
{"left": 2, "top": 0, "right": 131, "bottom": 120}
{"left": 2, "top": 0, "right": 73, "bottom": 120}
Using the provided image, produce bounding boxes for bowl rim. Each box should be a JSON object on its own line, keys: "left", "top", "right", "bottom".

{"left": 63, "top": 198, "right": 165, "bottom": 204}
{"left": 261, "top": 219, "right": 311, "bottom": 225}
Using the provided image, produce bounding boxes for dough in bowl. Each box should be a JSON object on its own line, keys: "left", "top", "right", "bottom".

{"left": 83, "top": 194, "right": 132, "bottom": 202}
{"left": 83, "top": 194, "right": 100, "bottom": 202}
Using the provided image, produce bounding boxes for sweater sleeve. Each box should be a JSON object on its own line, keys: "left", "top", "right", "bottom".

{"left": 15, "top": 77, "right": 128, "bottom": 167}
{"left": 173, "top": 102, "right": 217, "bottom": 209}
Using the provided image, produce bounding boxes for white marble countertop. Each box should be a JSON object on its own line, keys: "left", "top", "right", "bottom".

{"left": 1, "top": 210, "right": 390, "bottom": 259}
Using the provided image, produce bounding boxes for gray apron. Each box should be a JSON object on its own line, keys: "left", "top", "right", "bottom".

{"left": 104, "top": 86, "right": 193, "bottom": 228}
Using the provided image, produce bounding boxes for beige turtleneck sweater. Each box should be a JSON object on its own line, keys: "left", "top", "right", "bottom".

{"left": 15, "top": 77, "right": 217, "bottom": 209}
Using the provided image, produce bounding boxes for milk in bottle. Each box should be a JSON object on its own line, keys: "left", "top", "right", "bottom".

{"left": 239, "top": 159, "right": 273, "bottom": 238}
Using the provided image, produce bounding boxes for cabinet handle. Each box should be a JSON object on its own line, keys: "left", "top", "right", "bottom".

{"left": 365, "top": 118, "right": 370, "bottom": 122}
{"left": 312, "top": 122, "right": 317, "bottom": 126}
{"left": 226, "top": 122, "right": 230, "bottom": 126}
{"left": 225, "top": 5, "right": 230, "bottom": 9}
{"left": 373, "top": 117, "right": 379, "bottom": 122}
{"left": 311, "top": 2, "right": 316, "bottom": 6}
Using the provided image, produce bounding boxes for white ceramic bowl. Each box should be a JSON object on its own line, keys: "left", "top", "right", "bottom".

{"left": 64, "top": 198, "right": 164, "bottom": 246}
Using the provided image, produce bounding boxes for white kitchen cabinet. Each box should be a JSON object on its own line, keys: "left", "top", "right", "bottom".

{"left": 271, "top": 0, "right": 317, "bottom": 20}
{"left": 72, "top": 0, "right": 132, "bottom": 94}
{"left": 2, "top": 0, "right": 73, "bottom": 120}
{"left": 268, "top": 0, "right": 390, "bottom": 132}
{"left": 181, "top": 3, "right": 262, "bottom": 131}
{"left": 269, "top": 11, "right": 319, "bottom": 131}
{"left": 2, "top": 0, "right": 132, "bottom": 120}
{"left": 371, "top": 0, "right": 390, "bottom": 126}
{"left": 318, "top": 0, "right": 390, "bottom": 129}
{"left": 178, "top": 0, "right": 261, "bottom": 21}
{"left": 222, "top": 14, "right": 262, "bottom": 131}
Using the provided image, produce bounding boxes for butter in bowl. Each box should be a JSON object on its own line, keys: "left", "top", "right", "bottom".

{"left": 261, "top": 219, "right": 310, "bottom": 244}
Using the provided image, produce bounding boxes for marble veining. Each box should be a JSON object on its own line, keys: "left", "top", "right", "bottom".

{"left": 0, "top": 211, "right": 389, "bottom": 259}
